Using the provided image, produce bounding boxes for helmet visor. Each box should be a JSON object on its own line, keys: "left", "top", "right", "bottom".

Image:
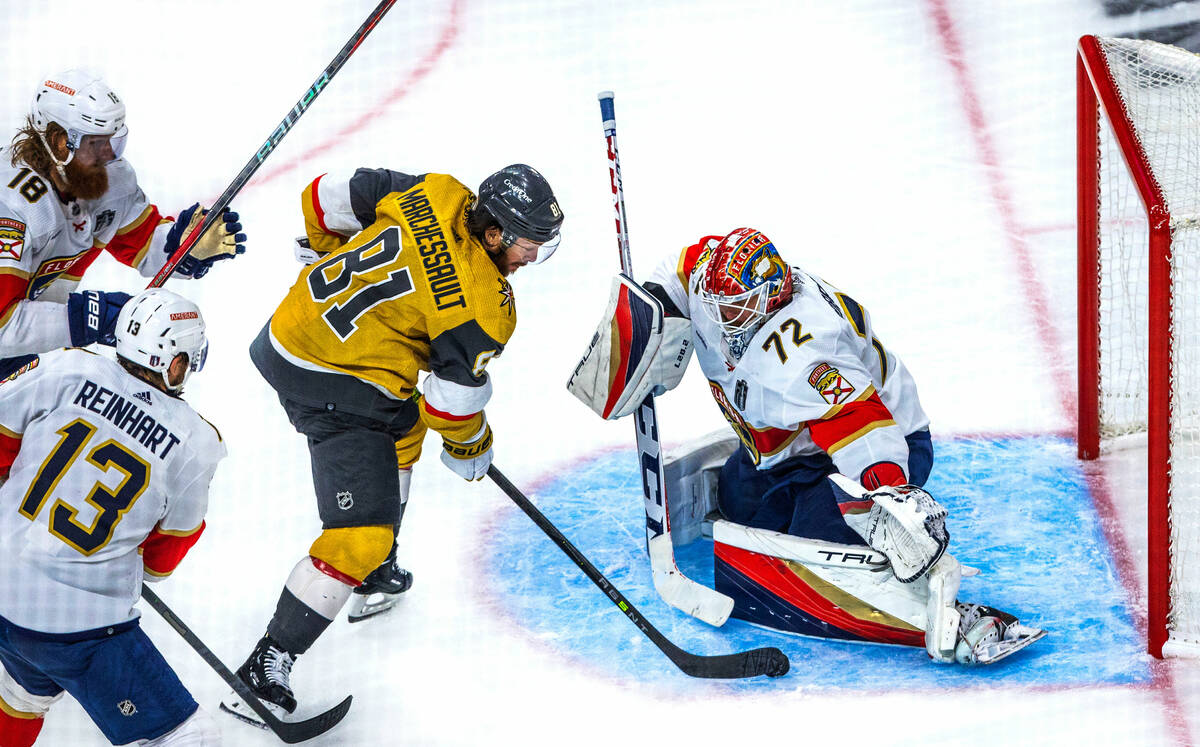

{"left": 190, "top": 339, "right": 209, "bottom": 373}
{"left": 505, "top": 231, "right": 561, "bottom": 266}
{"left": 528, "top": 231, "right": 560, "bottom": 265}
{"left": 110, "top": 125, "right": 128, "bottom": 160}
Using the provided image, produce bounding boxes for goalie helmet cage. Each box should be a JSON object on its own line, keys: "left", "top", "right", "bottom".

{"left": 1077, "top": 34, "right": 1200, "bottom": 659}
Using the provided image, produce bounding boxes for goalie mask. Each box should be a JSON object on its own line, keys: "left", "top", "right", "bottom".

{"left": 696, "top": 228, "right": 793, "bottom": 359}
{"left": 471, "top": 164, "right": 564, "bottom": 264}
{"left": 31, "top": 70, "right": 128, "bottom": 172}
{"left": 115, "top": 289, "right": 208, "bottom": 393}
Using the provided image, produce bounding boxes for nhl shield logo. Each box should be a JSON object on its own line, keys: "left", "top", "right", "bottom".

{"left": 336, "top": 491, "right": 354, "bottom": 510}
{"left": 117, "top": 699, "right": 137, "bottom": 717}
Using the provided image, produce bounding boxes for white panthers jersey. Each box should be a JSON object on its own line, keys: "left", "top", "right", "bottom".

{"left": 0, "top": 348, "right": 225, "bottom": 633}
{"left": 0, "top": 150, "right": 174, "bottom": 357}
{"left": 648, "top": 239, "right": 929, "bottom": 479}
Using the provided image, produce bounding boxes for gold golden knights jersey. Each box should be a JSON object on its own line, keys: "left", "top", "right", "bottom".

{"left": 268, "top": 169, "right": 516, "bottom": 443}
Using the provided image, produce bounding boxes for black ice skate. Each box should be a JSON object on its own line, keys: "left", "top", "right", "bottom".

{"left": 220, "top": 635, "right": 298, "bottom": 728}
{"left": 954, "top": 602, "right": 1047, "bottom": 665}
{"left": 347, "top": 547, "right": 413, "bottom": 623}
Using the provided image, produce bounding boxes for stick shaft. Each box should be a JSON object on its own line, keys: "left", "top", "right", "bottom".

{"left": 486, "top": 466, "right": 787, "bottom": 678}
{"left": 149, "top": 0, "right": 397, "bottom": 288}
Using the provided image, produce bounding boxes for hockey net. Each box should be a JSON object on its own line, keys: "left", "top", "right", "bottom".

{"left": 1078, "top": 34, "right": 1200, "bottom": 658}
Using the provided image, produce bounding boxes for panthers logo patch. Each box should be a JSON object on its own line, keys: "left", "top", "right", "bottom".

{"left": 809, "top": 362, "right": 855, "bottom": 405}
{"left": 0, "top": 218, "right": 26, "bottom": 261}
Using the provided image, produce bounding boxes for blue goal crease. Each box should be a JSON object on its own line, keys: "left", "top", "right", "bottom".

{"left": 486, "top": 435, "right": 1150, "bottom": 692}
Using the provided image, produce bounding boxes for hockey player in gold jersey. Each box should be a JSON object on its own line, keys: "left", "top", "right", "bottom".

{"left": 221, "top": 165, "right": 562, "bottom": 725}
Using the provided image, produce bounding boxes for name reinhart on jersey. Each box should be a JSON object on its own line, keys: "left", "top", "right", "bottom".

{"left": 72, "top": 378, "right": 182, "bottom": 458}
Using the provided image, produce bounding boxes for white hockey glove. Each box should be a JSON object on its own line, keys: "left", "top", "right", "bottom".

{"left": 294, "top": 235, "right": 321, "bottom": 265}
{"left": 567, "top": 274, "right": 693, "bottom": 420}
{"left": 829, "top": 473, "right": 949, "bottom": 583}
{"left": 167, "top": 203, "right": 247, "bottom": 278}
{"left": 440, "top": 425, "right": 493, "bottom": 481}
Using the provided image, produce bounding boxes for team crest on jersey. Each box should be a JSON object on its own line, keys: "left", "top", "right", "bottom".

{"left": 498, "top": 277, "right": 514, "bottom": 316}
{"left": 29, "top": 250, "right": 89, "bottom": 299}
{"left": 0, "top": 356, "right": 38, "bottom": 384}
{"left": 0, "top": 218, "right": 26, "bottom": 260}
{"left": 709, "top": 379, "right": 761, "bottom": 465}
{"left": 809, "top": 362, "right": 855, "bottom": 405}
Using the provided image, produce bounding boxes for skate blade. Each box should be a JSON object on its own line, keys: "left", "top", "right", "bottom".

{"left": 347, "top": 592, "right": 401, "bottom": 623}
{"left": 219, "top": 689, "right": 288, "bottom": 729}
{"left": 977, "top": 627, "right": 1048, "bottom": 665}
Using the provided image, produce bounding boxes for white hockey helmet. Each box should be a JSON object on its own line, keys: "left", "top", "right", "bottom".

{"left": 115, "top": 289, "right": 208, "bottom": 393}
{"left": 30, "top": 70, "right": 128, "bottom": 164}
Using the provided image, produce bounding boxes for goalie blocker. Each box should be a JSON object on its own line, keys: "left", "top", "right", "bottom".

{"left": 665, "top": 431, "right": 1046, "bottom": 665}
{"left": 567, "top": 274, "right": 693, "bottom": 419}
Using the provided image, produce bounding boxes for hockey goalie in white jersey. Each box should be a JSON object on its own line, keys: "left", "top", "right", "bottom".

{"left": 0, "top": 289, "right": 225, "bottom": 745}
{"left": 569, "top": 227, "right": 1045, "bottom": 665}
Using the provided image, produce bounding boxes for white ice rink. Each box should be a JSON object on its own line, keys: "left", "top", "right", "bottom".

{"left": 5, "top": 0, "right": 1200, "bottom": 744}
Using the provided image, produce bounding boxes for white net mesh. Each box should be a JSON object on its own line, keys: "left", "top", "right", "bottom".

{"left": 1094, "top": 36, "right": 1200, "bottom": 650}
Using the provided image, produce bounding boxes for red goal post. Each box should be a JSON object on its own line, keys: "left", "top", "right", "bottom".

{"left": 1077, "top": 33, "right": 1200, "bottom": 659}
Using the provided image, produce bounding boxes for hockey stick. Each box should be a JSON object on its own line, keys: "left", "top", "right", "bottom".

{"left": 149, "top": 0, "right": 397, "bottom": 288}
{"left": 141, "top": 584, "right": 352, "bottom": 744}
{"left": 487, "top": 466, "right": 788, "bottom": 679}
{"left": 597, "top": 91, "right": 735, "bottom": 627}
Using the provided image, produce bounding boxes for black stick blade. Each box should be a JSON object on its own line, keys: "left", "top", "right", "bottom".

{"left": 272, "top": 695, "right": 353, "bottom": 744}
{"left": 674, "top": 646, "right": 790, "bottom": 679}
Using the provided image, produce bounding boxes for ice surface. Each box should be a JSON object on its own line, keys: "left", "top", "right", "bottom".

{"left": 5, "top": 0, "right": 1199, "bottom": 744}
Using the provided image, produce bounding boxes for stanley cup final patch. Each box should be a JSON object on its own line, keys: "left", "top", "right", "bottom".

{"left": 809, "top": 362, "right": 856, "bottom": 405}
{"left": 0, "top": 218, "right": 26, "bottom": 261}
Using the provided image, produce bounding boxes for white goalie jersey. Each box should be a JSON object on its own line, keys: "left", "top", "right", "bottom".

{"left": 0, "top": 348, "right": 225, "bottom": 634}
{"left": 646, "top": 239, "right": 930, "bottom": 482}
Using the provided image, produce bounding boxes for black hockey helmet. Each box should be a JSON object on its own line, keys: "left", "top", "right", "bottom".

{"left": 472, "top": 164, "right": 564, "bottom": 263}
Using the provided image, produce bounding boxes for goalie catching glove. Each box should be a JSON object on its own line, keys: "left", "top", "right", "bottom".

{"left": 166, "top": 203, "right": 247, "bottom": 278}
{"left": 567, "top": 274, "right": 693, "bottom": 419}
{"left": 830, "top": 473, "right": 950, "bottom": 583}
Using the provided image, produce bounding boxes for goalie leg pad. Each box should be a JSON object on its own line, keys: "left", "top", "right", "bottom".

{"left": 567, "top": 274, "right": 693, "bottom": 420}
{"left": 923, "top": 554, "right": 962, "bottom": 663}
{"left": 664, "top": 429, "right": 740, "bottom": 545}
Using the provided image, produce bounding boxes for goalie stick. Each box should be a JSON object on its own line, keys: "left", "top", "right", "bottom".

{"left": 141, "top": 585, "right": 352, "bottom": 744}
{"left": 149, "top": 0, "right": 397, "bottom": 288}
{"left": 597, "top": 90, "right": 735, "bottom": 627}
{"left": 486, "top": 466, "right": 789, "bottom": 679}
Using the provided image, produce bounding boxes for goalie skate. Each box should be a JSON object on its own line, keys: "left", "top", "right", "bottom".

{"left": 954, "top": 603, "right": 1047, "bottom": 665}
{"left": 347, "top": 554, "right": 413, "bottom": 623}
